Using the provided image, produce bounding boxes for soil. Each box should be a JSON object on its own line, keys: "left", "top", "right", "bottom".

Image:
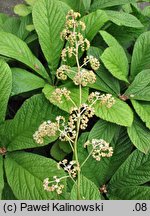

{"left": 0, "top": 0, "right": 24, "bottom": 15}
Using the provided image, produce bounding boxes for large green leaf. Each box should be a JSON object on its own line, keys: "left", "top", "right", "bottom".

{"left": 100, "top": 31, "right": 129, "bottom": 82}
{"left": 0, "top": 32, "right": 49, "bottom": 81}
{"left": 3, "top": 94, "right": 65, "bottom": 151}
{"left": 81, "top": 10, "right": 108, "bottom": 41}
{"left": 0, "top": 155, "right": 4, "bottom": 199}
{"left": 94, "top": 98, "right": 133, "bottom": 127}
{"left": 11, "top": 68, "right": 46, "bottom": 96}
{"left": 109, "top": 149, "right": 150, "bottom": 188}
{"left": 70, "top": 175, "right": 101, "bottom": 200}
{"left": 106, "top": 10, "right": 143, "bottom": 28}
{"left": 33, "top": 0, "right": 68, "bottom": 72}
{"left": 78, "top": 127, "right": 132, "bottom": 186}
{"left": 0, "top": 60, "right": 12, "bottom": 123}
{"left": 131, "top": 31, "right": 150, "bottom": 80}
{"left": 87, "top": 46, "right": 120, "bottom": 95}
{"left": 132, "top": 100, "right": 150, "bottom": 129}
{"left": 43, "top": 83, "right": 89, "bottom": 113}
{"left": 125, "top": 69, "right": 150, "bottom": 101}
{"left": 90, "top": 0, "right": 136, "bottom": 11}
{"left": 100, "top": 47, "right": 129, "bottom": 82}
{"left": 127, "top": 116, "right": 150, "bottom": 154}
{"left": 108, "top": 186, "right": 150, "bottom": 200}
{"left": 5, "top": 152, "right": 66, "bottom": 200}
{"left": 89, "top": 119, "right": 119, "bottom": 142}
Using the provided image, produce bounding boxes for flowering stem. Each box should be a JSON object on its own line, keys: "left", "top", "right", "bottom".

{"left": 80, "top": 149, "right": 93, "bottom": 168}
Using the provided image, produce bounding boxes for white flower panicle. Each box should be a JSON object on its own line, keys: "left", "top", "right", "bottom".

{"left": 33, "top": 120, "right": 58, "bottom": 144}
{"left": 50, "top": 87, "right": 71, "bottom": 104}
{"left": 84, "top": 55, "right": 100, "bottom": 71}
{"left": 43, "top": 177, "right": 64, "bottom": 194}
{"left": 84, "top": 139, "right": 113, "bottom": 161}
{"left": 73, "top": 69, "right": 96, "bottom": 86}
{"left": 56, "top": 65, "right": 70, "bottom": 80}
{"left": 58, "top": 159, "right": 79, "bottom": 178}
{"left": 88, "top": 92, "right": 116, "bottom": 108}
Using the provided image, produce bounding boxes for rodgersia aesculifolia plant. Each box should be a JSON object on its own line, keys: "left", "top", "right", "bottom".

{"left": 33, "top": 10, "right": 115, "bottom": 198}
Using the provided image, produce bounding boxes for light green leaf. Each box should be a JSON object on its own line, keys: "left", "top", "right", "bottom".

{"left": 70, "top": 175, "right": 101, "bottom": 200}
{"left": 131, "top": 31, "right": 150, "bottom": 80}
{"left": 81, "top": 10, "right": 108, "bottom": 41}
{"left": 0, "top": 60, "right": 12, "bottom": 123}
{"left": 33, "top": 0, "right": 68, "bottom": 72}
{"left": 50, "top": 141, "right": 67, "bottom": 161}
{"left": 0, "top": 155, "right": 4, "bottom": 199}
{"left": 125, "top": 69, "right": 150, "bottom": 101}
{"left": 17, "top": 15, "right": 32, "bottom": 40}
{"left": 88, "top": 46, "right": 120, "bottom": 95}
{"left": 25, "top": 0, "right": 36, "bottom": 6}
{"left": 5, "top": 152, "right": 66, "bottom": 200}
{"left": 109, "top": 149, "right": 150, "bottom": 188}
{"left": 94, "top": 98, "right": 133, "bottom": 127}
{"left": 108, "top": 186, "right": 150, "bottom": 200}
{"left": 11, "top": 68, "right": 46, "bottom": 96}
{"left": 14, "top": 4, "right": 31, "bottom": 17}
{"left": 4, "top": 94, "right": 66, "bottom": 151}
{"left": 0, "top": 32, "right": 49, "bottom": 81}
{"left": 2, "top": 17, "right": 20, "bottom": 35}
{"left": 106, "top": 10, "right": 143, "bottom": 28}
{"left": 100, "top": 31, "right": 129, "bottom": 82}
{"left": 91, "top": 0, "right": 136, "bottom": 11}
{"left": 132, "top": 100, "right": 150, "bottom": 129}
{"left": 43, "top": 83, "right": 89, "bottom": 113}
{"left": 127, "top": 116, "right": 150, "bottom": 154}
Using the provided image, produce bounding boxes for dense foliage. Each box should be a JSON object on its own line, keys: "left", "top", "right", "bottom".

{"left": 0, "top": 0, "right": 150, "bottom": 200}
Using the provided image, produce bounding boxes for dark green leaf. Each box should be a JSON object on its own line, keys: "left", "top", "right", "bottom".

{"left": 70, "top": 175, "right": 101, "bottom": 200}
{"left": 127, "top": 116, "right": 150, "bottom": 154}
{"left": 50, "top": 141, "right": 67, "bottom": 161}
{"left": 0, "top": 60, "right": 12, "bottom": 123}
{"left": 5, "top": 152, "right": 66, "bottom": 199}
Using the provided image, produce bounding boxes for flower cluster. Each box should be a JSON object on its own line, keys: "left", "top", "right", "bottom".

{"left": 56, "top": 65, "right": 70, "bottom": 80}
{"left": 0, "top": 147, "right": 7, "bottom": 155}
{"left": 43, "top": 176, "right": 64, "bottom": 194}
{"left": 84, "top": 139, "right": 113, "bottom": 161}
{"left": 58, "top": 159, "right": 79, "bottom": 178}
{"left": 50, "top": 87, "right": 71, "bottom": 104}
{"left": 83, "top": 55, "right": 100, "bottom": 71}
{"left": 88, "top": 92, "right": 116, "bottom": 108}
{"left": 61, "top": 10, "right": 91, "bottom": 62}
{"left": 33, "top": 121, "right": 58, "bottom": 144}
{"left": 73, "top": 69, "right": 96, "bottom": 86}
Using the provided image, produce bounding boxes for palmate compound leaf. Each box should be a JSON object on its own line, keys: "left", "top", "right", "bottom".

{"left": 1, "top": 94, "right": 67, "bottom": 151}
{"left": 5, "top": 151, "right": 66, "bottom": 200}
{"left": 108, "top": 149, "right": 150, "bottom": 199}
{"left": 90, "top": 0, "right": 136, "bottom": 11}
{"left": 0, "top": 155, "right": 4, "bottom": 199}
{"left": 93, "top": 98, "right": 133, "bottom": 127}
{"left": 0, "top": 60, "right": 12, "bottom": 123}
{"left": 130, "top": 31, "right": 150, "bottom": 81}
{"left": 100, "top": 31, "right": 129, "bottom": 83}
{"left": 70, "top": 175, "right": 101, "bottom": 200}
{"left": 124, "top": 69, "right": 150, "bottom": 101}
{"left": 131, "top": 100, "right": 150, "bottom": 129}
{"left": 0, "top": 31, "right": 50, "bottom": 81}
{"left": 32, "top": 0, "right": 69, "bottom": 72}
{"left": 43, "top": 83, "right": 89, "bottom": 113}
{"left": 127, "top": 115, "right": 150, "bottom": 154}
{"left": 11, "top": 68, "right": 46, "bottom": 96}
